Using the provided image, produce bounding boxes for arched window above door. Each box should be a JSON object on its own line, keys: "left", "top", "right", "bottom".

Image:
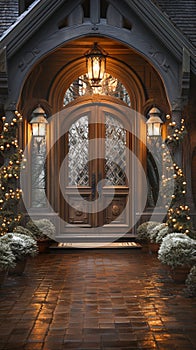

{"left": 63, "top": 74, "right": 131, "bottom": 107}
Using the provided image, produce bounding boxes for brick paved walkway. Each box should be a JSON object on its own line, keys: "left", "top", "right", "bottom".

{"left": 0, "top": 250, "right": 195, "bottom": 350}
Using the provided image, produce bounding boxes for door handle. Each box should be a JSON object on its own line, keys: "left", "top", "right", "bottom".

{"left": 98, "top": 172, "right": 102, "bottom": 198}
{"left": 92, "top": 173, "right": 96, "bottom": 200}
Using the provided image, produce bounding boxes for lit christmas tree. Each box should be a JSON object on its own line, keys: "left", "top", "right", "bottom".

{"left": 0, "top": 112, "right": 25, "bottom": 236}
{"left": 162, "top": 117, "right": 192, "bottom": 234}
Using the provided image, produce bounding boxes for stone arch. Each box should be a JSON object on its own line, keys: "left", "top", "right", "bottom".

{"left": 6, "top": 24, "right": 178, "bottom": 113}
{"left": 48, "top": 56, "right": 146, "bottom": 113}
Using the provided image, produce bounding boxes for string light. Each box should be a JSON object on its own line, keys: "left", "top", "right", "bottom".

{"left": 0, "top": 111, "right": 24, "bottom": 235}
{"left": 160, "top": 116, "right": 192, "bottom": 234}
{"left": 166, "top": 117, "right": 187, "bottom": 145}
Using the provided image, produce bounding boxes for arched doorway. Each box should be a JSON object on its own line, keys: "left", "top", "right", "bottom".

{"left": 19, "top": 36, "right": 170, "bottom": 240}
{"left": 47, "top": 96, "right": 146, "bottom": 241}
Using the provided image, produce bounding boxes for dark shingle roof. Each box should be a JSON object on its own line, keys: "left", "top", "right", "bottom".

{"left": 0, "top": 0, "right": 195, "bottom": 48}
{"left": 153, "top": 0, "right": 196, "bottom": 47}
{"left": 0, "top": 0, "right": 18, "bottom": 37}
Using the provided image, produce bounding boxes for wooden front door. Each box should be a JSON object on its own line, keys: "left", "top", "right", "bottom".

{"left": 58, "top": 100, "right": 134, "bottom": 239}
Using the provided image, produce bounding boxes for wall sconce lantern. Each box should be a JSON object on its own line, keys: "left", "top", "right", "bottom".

{"left": 30, "top": 106, "right": 48, "bottom": 153}
{"left": 30, "top": 105, "right": 48, "bottom": 137}
{"left": 146, "top": 107, "right": 163, "bottom": 137}
{"left": 85, "top": 42, "right": 107, "bottom": 87}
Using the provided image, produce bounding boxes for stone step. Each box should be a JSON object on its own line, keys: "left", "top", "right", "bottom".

{"left": 50, "top": 241, "right": 141, "bottom": 250}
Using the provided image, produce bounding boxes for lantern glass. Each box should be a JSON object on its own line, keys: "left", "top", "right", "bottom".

{"left": 30, "top": 106, "right": 48, "bottom": 137}
{"left": 38, "top": 123, "right": 47, "bottom": 137}
{"left": 153, "top": 122, "right": 161, "bottom": 136}
{"left": 32, "top": 123, "right": 39, "bottom": 136}
{"left": 85, "top": 43, "right": 106, "bottom": 86}
{"left": 146, "top": 108, "right": 163, "bottom": 137}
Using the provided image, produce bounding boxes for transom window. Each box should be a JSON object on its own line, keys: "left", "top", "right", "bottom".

{"left": 63, "top": 74, "right": 131, "bottom": 106}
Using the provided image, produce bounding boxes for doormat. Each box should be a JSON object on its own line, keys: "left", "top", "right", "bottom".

{"left": 51, "top": 242, "right": 142, "bottom": 249}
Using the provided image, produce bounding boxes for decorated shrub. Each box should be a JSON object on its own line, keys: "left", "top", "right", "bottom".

{"left": 0, "top": 240, "right": 16, "bottom": 271}
{"left": 149, "top": 223, "right": 167, "bottom": 243}
{"left": 26, "top": 219, "right": 56, "bottom": 241}
{"left": 155, "top": 226, "right": 169, "bottom": 244}
{"left": 136, "top": 221, "right": 161, "bottom": 242}
{"left": 14, "top": 226, "right": 34, "bottom": 238}
{"left": 185, "top": 265, "right": 196, "bottom": 297}
{"left": 1, "top": 233, "right": 38, "bottom": 261}
{"left": 158, "top": 233, "right": 196, "bottom": 269}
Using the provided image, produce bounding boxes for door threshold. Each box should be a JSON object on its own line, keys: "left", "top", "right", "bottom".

{"left": 50, "top": 241, "right": 141, "bottom": 250}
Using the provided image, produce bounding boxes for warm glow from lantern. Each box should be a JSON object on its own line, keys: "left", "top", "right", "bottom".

{"left": 85, "top": 43, "right": 107, "bottom": 87}
{"left": 146, "top": 107, "right": 163, "bottom": 136}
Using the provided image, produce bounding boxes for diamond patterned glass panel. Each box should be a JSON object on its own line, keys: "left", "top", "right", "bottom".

{"left": 105, "top": 114, "right": 126, "bottom": 185}
{"left": 31, "top": 137, "right": 47, "bottom": 207}
{"left": 68, "top": 115, "right": 89, "bottom": 186}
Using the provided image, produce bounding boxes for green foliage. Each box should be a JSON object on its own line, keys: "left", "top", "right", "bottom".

{"left": 26, "top": 219, "right": 56, "bottom": 241}
{"left": 14, "top": 226, "right": 34, "bottom": 238}
{"left": 0, "top": 240, "right": 16, "bottom": 271}
{"left": 1, "top": 233, "right": 38, "bottom": 261}
{"left": 158, "top": 233, "right": 196, "bottom": 268}
{"left": 167, "top": 205, "right": 192, "bottom": 234}
{"left": 149, "top": 223, "right": 166, "bottom": 243}
{"left": 155, "top": 226, "right": 169, "bottom": 244}
{"left": 26, "top": 220, "right": 43, "bottom": 240}
{"left": 162, "top": 118, "right": 193, "bottom": 235}
{"left": 0, "top": 116, "right": 24, "bottom": 235}
{"left": 136, "top": 221, "right": 160, "bottom": 241}
{"left": 188, "top": 230, "right": 196, "bottom": 240}
{"left": 185, "top": 265, "right": 196, "bottom": 297}
{"left": 165, "top": 118, "right": 187, "bottom": 147}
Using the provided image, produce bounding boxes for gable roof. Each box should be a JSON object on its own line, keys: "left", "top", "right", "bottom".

{"left": 153, "top": 0, "right": 196, "bottom": 47}
{"left": 0, "top": 0, "right": 195, "bottom": 74}
{"left": 1, "top": 0, "right": 195, "bottom": 48}
{"left": 0, "top": 0, "right": 18, "bottom": 37}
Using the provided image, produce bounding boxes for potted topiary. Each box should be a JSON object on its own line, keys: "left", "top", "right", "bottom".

{"left": 136, "top": 221, "right": 161, "bottom": 251}
{"left": 158, "top": 233, "right": 196, "bottom": 282}
{"left": 184, "top": 265, "right": 196, "bottom": 297}
{"left": 1, "top": 233, "right": 38, "bottom": 275}
{"left": 155, "top": 226, "right": 170, "bottom": 244}
{"left": 26, "top": 219, "right": 56, "bottom": 253}
{"left": 14, "top": 226, "right": 34, "bottom": 238}
{"left": 0, "top": 240, "right": 16, "bottom": 285}
{"left": 149, "top": 223, "right": 167, "bottom": 253}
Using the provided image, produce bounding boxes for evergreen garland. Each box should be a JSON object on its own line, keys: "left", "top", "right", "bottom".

{"left": 0, "top": 112, "right": 25, "bottom": 235}
{"left": 163, "top": 117, "right": 192, "bottom": 234}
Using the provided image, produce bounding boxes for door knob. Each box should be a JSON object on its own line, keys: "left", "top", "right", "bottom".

{"left": 92, "top": 173, "right": 96, "bottom": 200}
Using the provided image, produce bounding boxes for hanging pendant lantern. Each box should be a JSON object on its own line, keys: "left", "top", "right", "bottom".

{"left": 85, "top": 42, "right": 107, "bottom": 87}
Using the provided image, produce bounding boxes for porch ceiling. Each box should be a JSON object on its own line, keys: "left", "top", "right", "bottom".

{"left": 39, "top": 36, "right": 145, "bottom": 78}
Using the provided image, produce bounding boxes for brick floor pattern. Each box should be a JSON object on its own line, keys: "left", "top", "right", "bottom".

{"left": 0, "top": 250, "right": 195, "bottom": 350}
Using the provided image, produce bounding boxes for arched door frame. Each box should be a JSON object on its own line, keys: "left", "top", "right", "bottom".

{"left": 47, "top": 95, "right": 146, "bottom": 238}
{"left": 6, "top": 25, "right": 178, "bottom": 114}
{"left": 48, "top": 57, "right": 146, "bottom": 114}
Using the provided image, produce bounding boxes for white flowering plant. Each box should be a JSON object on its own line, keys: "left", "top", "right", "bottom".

{"left": 185, "top": 265, "right": 196, "bottom": 297}
{"left": 0, "top": 240, "right": 16, "bottom": 271}
{"left": 155, "top": 226, "right": 169, "bottom": 244}
{"left": 14, "top": 226, "right": 34, "bottom": 238}
{"left": 1, "top": 233, "right": 38, "bottom": 261}
{"left": 136, "top": 221, "right": 161, "bottom": 242}
{"left": 158, "top": 233, "right": 196, "bottom": 268}
{"left": 149, "top": 223, "right": 167, "bottom": 243}
{"left": 26, "top": 219, "right": 56, "bottom": 241}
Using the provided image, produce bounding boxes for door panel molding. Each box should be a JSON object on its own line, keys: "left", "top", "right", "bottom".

{"left": 48, "top": 96, "right": 146, "bottom": 237}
